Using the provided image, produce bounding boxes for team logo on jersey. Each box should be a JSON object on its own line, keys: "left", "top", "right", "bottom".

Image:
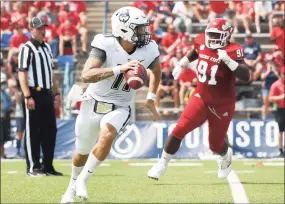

{"left": 200, "top": 44, "right": 205, "bottom": 50}
{"left": 110, "top": 124, "right": 142, "bottom": 159}
{"left": 222, "top": 22, "right": 231, "bottom": 31}
{"left": 118, "top": 9, "right": 130, "bottom": 23}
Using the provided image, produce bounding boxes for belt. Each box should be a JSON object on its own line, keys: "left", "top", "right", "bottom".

{"left": 29, "top": 86, "right": 52, "bottom": 92}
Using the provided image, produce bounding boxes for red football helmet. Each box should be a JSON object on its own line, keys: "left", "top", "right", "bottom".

{"left": 205, "top": 18, "right": 233, "bottom": 49}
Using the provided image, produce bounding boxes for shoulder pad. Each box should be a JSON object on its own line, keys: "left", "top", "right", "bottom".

{"left": 226, "top": 43, "right": 245, "bottom": 61}
{"left": 147, "top": 40, "right": 160, "bottom": 58}
{"left": 91, "top": 33, "right": 115, "bottom": 50}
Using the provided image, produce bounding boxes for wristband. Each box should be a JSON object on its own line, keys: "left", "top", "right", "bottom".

{"left": 225, "top": 58, "right": 238, "bottom": 71}
{"left": 25, "top": 95, "right": 32, "bottom": 99}
{"left": 147, "top": 92, "right": 156, "bottom": 101}
{"left": 178, "top": 56, "right": 190, "bottom": 67}
{"left": 112, "top": 66, "right": 121, "bottom": 76}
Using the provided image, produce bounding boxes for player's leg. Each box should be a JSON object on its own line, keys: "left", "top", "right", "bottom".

{"left": 275, "top": 108, "right": 285, "bottom": 157}
{"left": 61, "top": 100, "right": 101, "bottom": 203}
{"left": 207, "top": 103, "right": 235, "bottom": 179}
{"left": 75, "top": 107, "right": 131, "bottom": 199}
{"left": 148, "top": 95, "right": 207, "bottom": 180}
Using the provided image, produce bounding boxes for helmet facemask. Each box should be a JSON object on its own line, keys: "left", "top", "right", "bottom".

{"left": 205, "top": 30, "right": 229, "bottom": 50}
{"left": 130, "top": 23, "right": 151, "bottom": 48}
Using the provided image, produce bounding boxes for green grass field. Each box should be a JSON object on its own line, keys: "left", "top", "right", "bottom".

{"left": 1, "top": 159, "right": 284, "bottom": 203}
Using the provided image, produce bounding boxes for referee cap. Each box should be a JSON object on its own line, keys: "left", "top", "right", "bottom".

{"left": 29, "top": 17, "right": 48, "bottom": 28}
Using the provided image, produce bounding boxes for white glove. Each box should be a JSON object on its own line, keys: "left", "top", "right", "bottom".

{"left": 172, "top": 64, "right": 182, "bottom": 80}
{"left": 217, "top": 49, "right": 231, "bottom": 63}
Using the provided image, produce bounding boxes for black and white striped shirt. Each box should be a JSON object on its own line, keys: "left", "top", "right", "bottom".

{"left": 18, "top": 39, "right": 54, "bottom": 89}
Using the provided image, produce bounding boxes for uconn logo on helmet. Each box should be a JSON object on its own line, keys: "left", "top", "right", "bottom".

{"left": 118, "top": 9, "right": 130, "bottom": 23}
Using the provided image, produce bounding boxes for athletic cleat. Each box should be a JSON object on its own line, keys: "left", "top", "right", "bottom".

{"left": 217, "top": 148, "right": 232, "bottom": 180}
{"left": 75, "top": 179, "right": 88, "bottom": 201}
{"left": 147, "top": 162, "right": 167, "bottom": 180}
{"left": 60, "top": 187, "right": 76, "bottom": 203}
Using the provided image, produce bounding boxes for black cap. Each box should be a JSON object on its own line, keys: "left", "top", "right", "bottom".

{"left": 29, "top": 17, "right": 48, "bottom": 28}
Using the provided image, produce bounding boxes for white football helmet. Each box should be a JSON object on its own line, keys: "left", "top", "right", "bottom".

{"left": 111, "top": 6, "right": 151, "bottom": 48}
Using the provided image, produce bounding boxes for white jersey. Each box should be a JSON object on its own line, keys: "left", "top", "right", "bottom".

{"left": 85, "top": 33, "right": 160, "bottom": 107}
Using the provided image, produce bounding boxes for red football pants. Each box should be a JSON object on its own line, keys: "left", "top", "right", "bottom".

{"left": 172, "top": 94, "right": 235, "bottom": 153}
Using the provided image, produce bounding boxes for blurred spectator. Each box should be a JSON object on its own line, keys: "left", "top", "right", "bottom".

{"left": 178, "top": 68, "right": 197, "bottom": 108}
{"left": 7, "top": 52, "right": 19, "bottom": 80}
{"left": 269, "top": 66, "right": 285, "bottom": 157}
{"left": 254, "top": 1, "right": 273, "bottom": 33}
{"left": 133, "top": 1, "right": 156, "bottom": 20}
{"left": 1, "top": 6, "right": 12, "bottom": 33}
{"left": 194, "top": 1, "right": 210, "bottom": 23}
{"left": 233, "top": 1, "right": 254, "bottom": 34}
{"left": 8, "top": 24, "right": 29, "bottom": 63}
{"left": 10, "top": 80, "right": 24, "bottom": 158}
{"left": 34, "top": 2, "right": 57, "bottom": 13}
{"left": 156, "top": 65, "right": 179, "bottom": 108}
{"left": 58, "top": 19, "right": 78, "bottom": 56}
{"left": 260, "top": 61, "right": 279, "bottom": 118}
{"left": 172, "top": 1, "right": 194, "bottom": 33}
{"left": 0, "top": 72, "right": 11, "bottom": 159}
{"left": 156, "top": 1, "right": 175, "bottom": 24}
{"left": 177, "top": 33, "right": 192, "bottom": 55}
{"left": 37, "top": 3, "right": 58, "bottom": 25}
{"left": 60, "top": 0, "right": 86, "bottom": 20}
{"left": 270, "top": 16, "right": 285, "bottom": 56}
{"left": 11, "top": 2, "right": 29, "bottom": 31}
{"left": 272, "top": 1, "right": 285, "bottom": 19}
{"left": 169, "top": 48, "right": 184, "bottom": 69}
{"left": 160, "top": 24, "right": 179, "bottom": 54}
{"left": 44, "top": 23, "right": 59, "bottom": 57}
{"left": 242, "top": 34, "right": 262, "bottom": 70}
{"left": 58, "top": 3, "right": 88, "bottom": 54}
{"left": 208, "top": 1, "right": 229, "bottom": 19}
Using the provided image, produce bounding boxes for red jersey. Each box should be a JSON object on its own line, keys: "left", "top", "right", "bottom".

{"left": 10, "top": 34, "right": 29, "bottom": 49}
{"left": 269, "top": 79, "right": 285, "bottom": 108}
{"left": 1, "top": 12, "right": 11, "bottom": 31}
{"left": 194, "top": 33, "right": 244, "bottom": 106}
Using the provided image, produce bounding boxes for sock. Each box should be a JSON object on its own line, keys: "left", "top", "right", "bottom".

{"left": 159, "top": 150, "right": 173, "bottom": 165}
{"left": 16, "top": 139, "right": 21, "bottom": 154}
{"left": 68, "top": 165, "right": 84, "bottom": 188}
{"left": 77, "top": 153, "right": 102, "bottom": 183}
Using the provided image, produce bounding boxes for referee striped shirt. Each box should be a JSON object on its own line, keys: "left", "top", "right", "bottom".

{"left": 18, "top": 38, "right": 54, "bottom": 89}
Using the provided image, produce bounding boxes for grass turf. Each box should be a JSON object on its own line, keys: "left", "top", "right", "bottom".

{"left": 1, "top": 159, "right": 284, "bottom": 203}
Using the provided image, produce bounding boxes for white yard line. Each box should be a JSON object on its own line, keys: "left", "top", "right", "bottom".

{"left": 128, "top": 163, "right": 203, "bottom": 167}
{"left": 60, "top": 163, "right": 110, "bottom": 167}
{"left": 227, "top": 170, "right": 250, "bottom": 204}
{"left": 205, "top": 170, "right": 255, "bottom": 174}
{"left": 7, "top": 171, "right": 18, "bottom": 174}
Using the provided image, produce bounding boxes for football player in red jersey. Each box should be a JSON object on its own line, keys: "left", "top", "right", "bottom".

{"left": 148, "top": 18, "right": 250, "bottom": 180}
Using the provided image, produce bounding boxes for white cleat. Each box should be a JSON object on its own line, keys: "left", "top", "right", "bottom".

{"left": 218, "top": 148, "right": 232, "bottom": 180}
{"left": 147, "top": 162, "right": 167, "bottom": 180}
{"left": 60, "top": 187, "right": 76, "bottom": 203}
{"left": 75, "top": 179, "right": 88, "bottom": 201}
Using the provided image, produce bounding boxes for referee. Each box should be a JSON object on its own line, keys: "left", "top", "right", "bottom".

{"left": 18, "top": 17, "right": 63, "bottom": 176}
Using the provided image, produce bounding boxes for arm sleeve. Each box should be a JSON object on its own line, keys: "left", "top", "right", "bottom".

{"left": 18, "top": 45, "right": 31, "bottom": 71}
{"left": 89, "top": 47, "right": 107, "bottom": 64}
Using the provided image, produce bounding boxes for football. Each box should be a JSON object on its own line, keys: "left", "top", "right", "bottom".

{"left": 125, "top": 63, "right": 147, "bottom": 90}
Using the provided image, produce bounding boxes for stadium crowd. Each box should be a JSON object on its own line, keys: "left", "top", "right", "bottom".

{"left": 1, "top": 1, "right": 285, "bottom": 159}
{"left": 0, "top": 1, "right": 87, "bottom": 158}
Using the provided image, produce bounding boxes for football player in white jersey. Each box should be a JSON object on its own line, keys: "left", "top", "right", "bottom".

{"left": 61, "top": 6, "right": 161, "bottom": 203}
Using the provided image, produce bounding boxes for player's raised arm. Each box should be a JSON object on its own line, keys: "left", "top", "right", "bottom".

{"left": 172, "top": 48, "right": 198, "bottom": 80}
{"left": 217, "top": 49, "right": 250, "bottom": 82}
